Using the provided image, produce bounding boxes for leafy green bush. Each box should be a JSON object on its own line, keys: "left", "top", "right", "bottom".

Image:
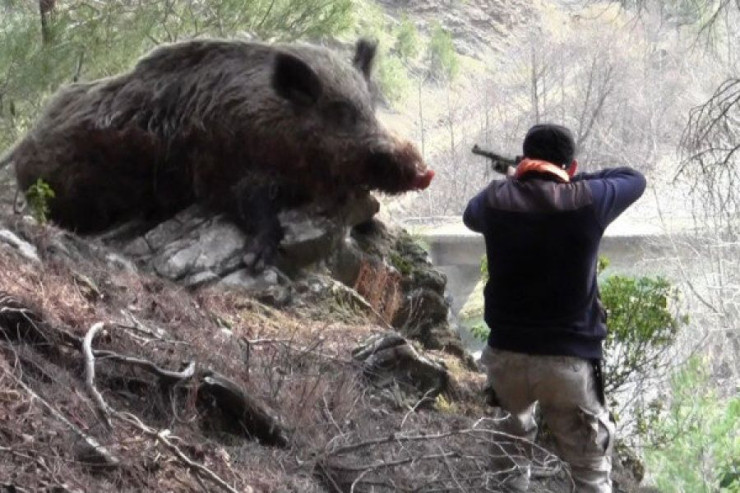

{"left": 25, "top": 178, "right": 55, "bottom": 225}
{"left": 395, "top": 16, "right": 419, "bottom": 61}
{"left": 468, "top": 321, "right": 489, "bottom": 342}
{"left": 600, "top": 273, "right": 685, "bottom": 394}
{"left": 426, "top": 22, "right": 459, "bottom": 82}
{"left": 376, "top": 53, "right": 412, "bottom": 103}
{"left": 644, "top": 357, "right": 739, "bottom": 492}
{"left": 0, "top": 0, "right": 354, "bottom": 152}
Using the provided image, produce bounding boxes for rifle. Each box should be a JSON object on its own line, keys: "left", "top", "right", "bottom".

{"left": 471, "top": 144, "right": 521, "bottom": 175}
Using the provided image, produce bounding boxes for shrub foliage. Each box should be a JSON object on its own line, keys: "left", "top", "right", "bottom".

{"left": 0, "top": 0, "right": 354, "bottom": 153}
{"left": 645, "top": 357, "right": 740, "bottom": 492}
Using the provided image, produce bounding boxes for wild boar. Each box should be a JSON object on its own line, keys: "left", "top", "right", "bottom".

{"left": 8, "top": 38, "right": 434, "bottom": 267}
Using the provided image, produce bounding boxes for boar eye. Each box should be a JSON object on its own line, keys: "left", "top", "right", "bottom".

{"left": 325, "top": 101, "right": 358, "bottom": 129}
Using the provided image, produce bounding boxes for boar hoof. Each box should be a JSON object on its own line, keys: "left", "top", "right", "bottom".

{"left": 243, "top": 242, "right": 277, "bottom": 273}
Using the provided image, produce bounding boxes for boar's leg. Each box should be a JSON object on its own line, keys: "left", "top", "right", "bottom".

{"left": 227, "top": 170, "right": 307, "bottom": 273}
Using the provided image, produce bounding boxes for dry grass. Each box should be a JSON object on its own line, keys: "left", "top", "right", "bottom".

{"left": 0, "top": 217, "right": 588, "bottom": 492}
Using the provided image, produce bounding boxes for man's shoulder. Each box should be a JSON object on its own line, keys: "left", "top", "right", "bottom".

{"left": 485, "top": 177, "right": 594, "bottom": 213}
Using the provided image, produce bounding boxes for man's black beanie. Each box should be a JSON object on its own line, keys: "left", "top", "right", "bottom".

{"left": 523, "top": 124, "right": 576, "bottom": 167}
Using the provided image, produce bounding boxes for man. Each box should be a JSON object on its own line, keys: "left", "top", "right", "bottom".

{"left": 463, "top": 124, "right": 646, "bottom": 492}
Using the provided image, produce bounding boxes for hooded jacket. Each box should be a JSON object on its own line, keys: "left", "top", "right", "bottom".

{"left": 463, "top": 167, "right": 646, "bottom": 359}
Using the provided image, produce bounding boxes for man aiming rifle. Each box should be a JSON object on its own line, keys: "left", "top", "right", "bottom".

{"left": 464, "top": 124, "right": 646, "bottom": 492}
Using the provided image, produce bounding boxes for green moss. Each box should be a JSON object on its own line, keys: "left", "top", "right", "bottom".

{"left": 388, "top": 250, "right": 414, "bottom": 276}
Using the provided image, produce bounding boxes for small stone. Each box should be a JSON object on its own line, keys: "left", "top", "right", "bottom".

{"left": 184, "top": 270, "right": 220, "bottom": 287}
{"left": 0, "top": 229, "right": 40, "bottom": 263}
{"left": 105, "top": 253, "right": 137, "bottom": 272}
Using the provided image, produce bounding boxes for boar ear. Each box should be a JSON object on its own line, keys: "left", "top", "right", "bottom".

{"left": 353, "top": 38, "right": 377, "bottom": 80}
{"left": 272, "top": 52, "right": 323, "bottom": 107}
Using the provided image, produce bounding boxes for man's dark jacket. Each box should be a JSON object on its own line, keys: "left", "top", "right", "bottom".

{"left": 463, "top": 168, "right": 646, "bottom": 359}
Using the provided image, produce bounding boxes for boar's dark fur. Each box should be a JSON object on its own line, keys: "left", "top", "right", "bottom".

{"left": 8, "top": 38, "right": 433, "bottom": 267}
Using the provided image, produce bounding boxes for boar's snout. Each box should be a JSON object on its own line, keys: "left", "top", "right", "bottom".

{"left": 412, "top": 168, "right": 435, "bottom": 190}
{"left": 365, "top": 137, "right": 434, "bottom": 194}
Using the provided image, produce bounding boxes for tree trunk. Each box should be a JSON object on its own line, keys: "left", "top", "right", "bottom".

{"left": 39, "top": 0, "right": 55, "bottom": 45}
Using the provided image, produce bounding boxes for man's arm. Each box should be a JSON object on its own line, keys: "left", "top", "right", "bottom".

{"left": 574, "top": 167, "right": 646, "bottom": 227}
{"left": 463, "top": 188, "right": 489, "bottom": 233}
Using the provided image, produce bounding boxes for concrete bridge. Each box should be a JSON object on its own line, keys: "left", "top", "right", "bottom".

{"left": 410, "top": 217, "right": 688, "bottom": 315}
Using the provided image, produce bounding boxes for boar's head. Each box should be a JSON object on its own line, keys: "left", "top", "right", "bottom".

{"left": 265, "top": 39, "right": 434, "bottom": 195}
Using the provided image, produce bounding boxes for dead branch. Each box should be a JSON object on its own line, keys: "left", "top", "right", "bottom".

{"left": 94, "top": 350, "right": 196, "bottom": 384}
{"left": 400, "top": 387, "right": 438, "bottom": 428}
{"left": 117, "top": 412, "right": 241, "bottom": 493}
{"left": 321, "top": 419, "right": 565, "bottom": 491}
{"left": 246, "top": 336, "right": 353, "bottom": 365}
{"left": 335, "top": 451, "right": 459, "bottom": 473}
{"left": 201, "top": 370, "right": 290, "bottom": 447}
{"left": 0, "top": 483, "right": 30, "bottom": 493}
{"left": 0, "top": 291, "right": 50, "bottom": 344}
{"left": 83, "top": 322, "right": 113, "bottom": 428}
{"left": 439, "top": 444, "right": 465, "bottom": 492}
{"left": 6, "top": 362, "right": 119, "bottom": 467}
{"left": 0, "top": 290, "right": 80, "bottom": 348}
{"left": 77, "top": 323, "right": 242, "bottom": 492}
{"left": 80, "top": 318, "right": 288, "bottom": 448}
{"left": 118, "top": 309, "right": 172, "bottom": 341}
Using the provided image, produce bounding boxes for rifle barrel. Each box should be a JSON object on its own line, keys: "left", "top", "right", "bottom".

{"left": 471, "top": 145, "right": 518, "bottom": 168}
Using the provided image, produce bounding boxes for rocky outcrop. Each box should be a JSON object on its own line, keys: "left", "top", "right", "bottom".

{"left": 77, "top": 193, "right": 471, "bottom": 365}
{"left": 376, "top": 0, "right": 538, "bottom": 58}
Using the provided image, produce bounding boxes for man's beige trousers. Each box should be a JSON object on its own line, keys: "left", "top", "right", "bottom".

{"left": 480, "top": 346, "right": 615, "bottom": 493}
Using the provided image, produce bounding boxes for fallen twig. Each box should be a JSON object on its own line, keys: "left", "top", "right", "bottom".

{"left": 118, "top": 309, "right": 174, "bottom": 341}
{"left": 83, "top": 322, "right": 113, "bottom": 428}
{"left": 94, "top": 350, "right": 196, "bottom": 384}
{"left": 78, "top": 323, "right": 242, "bottom": 492}
{"left": 322, "top": 421, "right": 565, "bottom": 492}
{"left": 400, "top": 387, "right": 438, "bottom": 429}
{"left": 117, "top": 412, "right": 241, "bottom": 493}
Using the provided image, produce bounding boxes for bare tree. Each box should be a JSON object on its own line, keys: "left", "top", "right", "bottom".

{"left": 678, "top": 78, "right": 740, "bottom": 231}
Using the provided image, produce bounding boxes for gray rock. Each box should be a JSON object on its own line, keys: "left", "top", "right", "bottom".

{"left": 144, "top": 207, "right": 209, "bottom": 251}
{"left": 326, "top": 237, "right": 365, "bottom": 286}
{"left": 105, "top": 253, "right": 138, "bottom": 273}
{"left": 151, "top": 216, "right": 245, "bottom": 280}
{"left": 184, "top": 270, "right": 220, "bottom": 287}
{"left": 122, "top": 237, "right": 152, "bottom": 258}
{"left": 340, "top": 192, "right": 380, "bottom": 227}
{"left": 0, "top": 229, "right": 40, "bottom": 263}
{"left": 254, "top": 285, "right": 292, "bottom": 308}
{"left": 107, "top": 196, "right": 377, "bottom": 285}
{"left": 220, "top": 267, "right": 281, "bottom": 292}
{"left": 279, "top": 208, "right": 343, "bottom": 269}
{"left": 402, "top": 288, "right": 450, "bottom": 325}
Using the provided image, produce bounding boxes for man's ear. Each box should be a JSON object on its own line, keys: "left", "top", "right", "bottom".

{"left": 352, "top": 38, "right": 378, "bottom": 80}
{"left": 567, "top": 159, "right": 578, "bottom": 178}
{"left": 272, "top": 52, "right": 323, "bottom": 107}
